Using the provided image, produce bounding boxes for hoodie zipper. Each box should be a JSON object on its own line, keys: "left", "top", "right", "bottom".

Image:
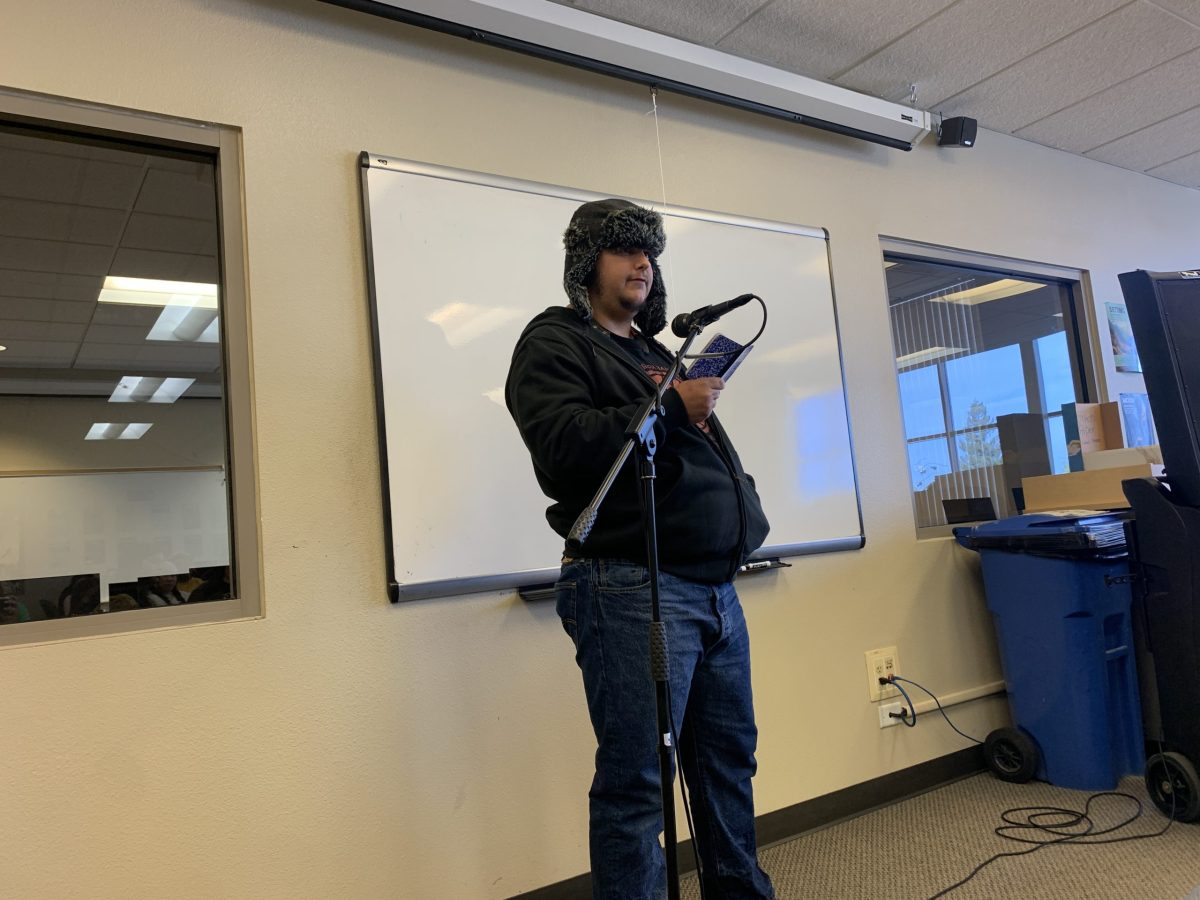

{"left": 590, "top": 327, "right": 748, "bottom": 581}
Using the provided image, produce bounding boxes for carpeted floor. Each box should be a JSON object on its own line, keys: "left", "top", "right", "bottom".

{"left": 682, "top": 772, "right": 1200, "bottom": 899}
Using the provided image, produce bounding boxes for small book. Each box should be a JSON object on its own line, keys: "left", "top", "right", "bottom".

{"left": 685, "top": 333, "right": 753, "bottom": 381}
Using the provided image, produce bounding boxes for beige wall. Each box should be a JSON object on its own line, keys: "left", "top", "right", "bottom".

{"left": 1, "top": 2, "right": 1196, "bottom": 898}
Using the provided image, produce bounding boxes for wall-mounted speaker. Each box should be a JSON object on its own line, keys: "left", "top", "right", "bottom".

{"left": 938, "top": 116, "right": 977, "bottom": 147}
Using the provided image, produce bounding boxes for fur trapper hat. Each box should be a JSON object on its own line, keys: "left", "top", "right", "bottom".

{"left": 562, "top": 198, "right": 667, "bottom": 337}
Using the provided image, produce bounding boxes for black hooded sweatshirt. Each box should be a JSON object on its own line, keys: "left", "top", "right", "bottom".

{"left": 505, "top": 306, "right": 770, "bottom": 584}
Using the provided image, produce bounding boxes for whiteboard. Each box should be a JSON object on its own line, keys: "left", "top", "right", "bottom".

{"left": 360, "top": 154, "right": 862, "bottom": 600}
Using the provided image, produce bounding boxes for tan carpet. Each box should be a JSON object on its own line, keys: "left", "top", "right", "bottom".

{"left": 682, "top": 773, "right": 1200, "bottom": 900}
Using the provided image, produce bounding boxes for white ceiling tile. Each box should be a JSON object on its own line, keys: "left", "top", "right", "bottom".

{"left": 545, "top": 0, "right": 766, "bottom": 45}
{"left": 91, "top": 304, "right": 159, "bottom": 327}
{"left": 1086, "top": 105, "right": 1200, "bottom": 169}
{"left": 0, "top": 237, "right": 113, "bottom": 277}
{"left": 0, "top": 197, "right": 128, "bottom": 245}
{"left": 0, "top": 269, "right": 102, "bottom": 301}
{"left": 1015, "top": 47, "right": 1200, "bottom": 152}
{"left": 934, "top": 3, "right": 1200, "bottom": 132}
{"left": 132, "top": 168, "right": 217, "bottom": 219}
{"left": 717, "top": 0, "right": 956, "bottom": 81}
{"left": 147, "top": 154, "right": 215, "bottom": 174}
{"left": 122, "top": 212, "right": 219, "bottom": 256}
{"left": 0, "top": 297, "right": 93, "bottom": 324}
{"left": 1146, "top": 149, "right": 1200, "bottom": 187}
{"left": 1152, "top": 0, "right": 1200, "bottom": 27}
{"left": 0, "top": 148, "right": 145, "bottom": 209}
{"left": 109, "top": 248, "right": 218, "bottom": 283}
{"left": 0, "top": 340, "right": 79, "bottom": 366}
{"left": 0, "top": 131, "right": 148, "bottom": 167}
{"left": 836, "top": 0, "right": 1125, "bottom": 107}
{"left": 84, "top": 323, "right": 157, "bottom": 345}
{"left": 0, "top": 320, "right": 88, "bottom": 342}
{"left": 75, "top": 342, "right": 220, "bottom": 373}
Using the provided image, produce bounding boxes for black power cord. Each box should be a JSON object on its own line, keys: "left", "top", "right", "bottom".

{"left": 876, "top": 675, "right": 1179, "bottom": 899}
{"left": 880, "top": 675, "right": 982, "bottom": 744}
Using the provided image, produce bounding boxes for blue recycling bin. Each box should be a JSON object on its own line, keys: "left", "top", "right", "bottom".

{"left": 955, "top": 512, "right": 1145, "bottom": 791}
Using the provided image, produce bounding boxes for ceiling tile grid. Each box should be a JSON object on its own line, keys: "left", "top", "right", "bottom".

{"left": 834, "top": 0, "right": 1128, "bottom": 108}
{"left": 543, "top": 0, "right": 1200, "bottom": 189}
{"left": 108, "top": 248, "right": 218, "bottom": 283}
{"left": 122, "top": 213, "right": 218, "bottom": 256}
{"left": 0, "top": 197, "right": 128, "bottom": 245}
{"left": 132, "top": 167, "right": 217, "bottom": 220}
{"left": 1146, "top": 149, "right": 1200, "bottom": 183}
{"left": 0, "top": 237, "right": 114, "bottom": 278}
{"left": 0, "top": 130, "right": 223, "bottom": 391}
{"left": 933, "top": 2, "right": 1200, "bottom": 133}
{"left": 1151, "top": 0, "right": 1200, "bottom": 27}
{"left": 1086, "top": 103, "right": 1200, "bottom": 169}
{"left": 0, "top": 320, "right": 88, "bottom": 343}
{"left": 0, "top": 297, "right": 93, "bottom": 324}
{"left": 0, "top": 270, "right": 101, "bottom": 302}
{"left": 715, "top": 0, "right": 957, "bottom": 81}
{"left": 1014, "top": 46, "right": 1200, "bottom": 153}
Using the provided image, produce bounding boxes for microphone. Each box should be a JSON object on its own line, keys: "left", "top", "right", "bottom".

{"left": 670, "top": 294, "right": 755, "bottom": 337}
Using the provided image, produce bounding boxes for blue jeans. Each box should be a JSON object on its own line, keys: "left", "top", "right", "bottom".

{"left": 555, "top": 558, "right": 774, "bottom": 900}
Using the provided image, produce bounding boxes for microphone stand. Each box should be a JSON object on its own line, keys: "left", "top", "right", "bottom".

{"left": 566, "top": 324, "right": 705, "bottom": 900}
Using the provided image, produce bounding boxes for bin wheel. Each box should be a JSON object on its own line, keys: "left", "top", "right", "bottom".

{"left": 1145, "top": 752, "right": 1200, "bottom": 823}
{"left": 984, "top": 727, "right": 1039, "bottom": 783}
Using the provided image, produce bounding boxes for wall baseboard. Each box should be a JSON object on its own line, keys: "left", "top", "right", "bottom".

{"left": 512, "top": 746, "right": 984, "bottom": 899}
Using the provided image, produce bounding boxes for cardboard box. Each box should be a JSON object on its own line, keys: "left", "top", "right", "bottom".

{"left": 1062, "top": 401, "right": 1123, "bottom": 471}
{"left": 996, "top": 413, "right": 1052, "bottom": 501}
{"left": 1021, "top": 464, "right": 1161, "bottom": 513}
{"left": 1081, "top": 446, "right": 1162, "bottom": 471}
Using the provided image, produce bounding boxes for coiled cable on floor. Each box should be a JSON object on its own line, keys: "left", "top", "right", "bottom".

{"left": 902, "top": 667, "right": 1178, "bottom": 899}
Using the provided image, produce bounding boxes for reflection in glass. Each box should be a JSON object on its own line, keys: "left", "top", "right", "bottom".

{"left": 946, "top": 345, "right": 1028, "bottom": 431}
{"left": 0, "top": 124, "right": 233, "bottom": 623}
{"left": 886, "top": 255, "right": 1084, "bottom": 527}
{"left": 898, "top": 366, "right": 944, "bottom": 440}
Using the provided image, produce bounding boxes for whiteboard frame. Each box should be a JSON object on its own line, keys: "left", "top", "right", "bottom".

{"left": 358, "top": 153, "right": 864, "bottom": 601}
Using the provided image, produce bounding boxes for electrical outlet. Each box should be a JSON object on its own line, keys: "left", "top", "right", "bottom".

{"left": 879, "top": 701, "right": 906, "bottom": 728}
{"left": 865, "top": 646, "right": 900, "bottom": 701}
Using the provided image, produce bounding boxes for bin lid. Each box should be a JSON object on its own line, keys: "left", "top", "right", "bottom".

{"left": 953, "top": 510, "right": 1131, "bottom": 556}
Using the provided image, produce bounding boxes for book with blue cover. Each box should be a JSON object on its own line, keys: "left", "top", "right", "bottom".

{"left": 685, "top": 333, "right": 753, "bottom": 380}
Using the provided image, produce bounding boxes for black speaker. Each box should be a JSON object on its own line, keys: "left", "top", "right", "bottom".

{"left": 938, "top": 116, "right": 977, "bottom": 147}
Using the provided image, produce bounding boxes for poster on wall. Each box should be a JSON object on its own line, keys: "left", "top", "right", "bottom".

{"left": 1106, "top": 302, "right": 1142, "bottom": 373}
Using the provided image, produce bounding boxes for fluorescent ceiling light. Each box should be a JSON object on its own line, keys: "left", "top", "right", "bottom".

{"left": 896, "top": 346, "right": 966, "bottom": 367}
{"left": 98, "top": 276, "right": 218, "bottom": 309}
{"left": 927, "top": 278, "right": 1042, "bottom": 306}
{"left": 119, "top": 423, "right": 153, "bottom": 440}
{"left": 85, "top": 422, "right": 154, "bottom": 440}
{"left": 109, "top": 376, "right": 196, "bottom": 404}
{"left": 146, "top": 306, "right": 219, "bottom": 343}
{"left": 0, "top": 345, "right": 6, "bottom": 351}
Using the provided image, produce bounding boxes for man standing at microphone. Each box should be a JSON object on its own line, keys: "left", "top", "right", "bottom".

{"left": 505, "top": 198, "right": 775, "bottom": 900}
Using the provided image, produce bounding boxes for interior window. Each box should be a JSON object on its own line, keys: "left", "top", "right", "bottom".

{"left": 884, "top": 255, "right": 1088, "bottom": 530}
{"left": 0, "top": 114, "right": 244, "bottom": 637}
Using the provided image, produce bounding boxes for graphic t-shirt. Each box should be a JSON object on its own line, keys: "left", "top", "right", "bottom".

{"left": 609, "top": 331, "right": 713, "bottom": 437}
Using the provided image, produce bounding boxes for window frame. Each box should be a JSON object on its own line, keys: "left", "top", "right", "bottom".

{"left": 879, "top": 236, "right": 1104, "bottom": 539}
{"left": 0, "top": 88, "right": 261, "bottom": 647}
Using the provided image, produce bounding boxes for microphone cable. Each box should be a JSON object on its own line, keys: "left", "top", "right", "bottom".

{"left": 682, "top": 295, "right": 768, "bottom": 366}
{"left": 878, "top": 676, "right": 1179, "bottom": 899}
